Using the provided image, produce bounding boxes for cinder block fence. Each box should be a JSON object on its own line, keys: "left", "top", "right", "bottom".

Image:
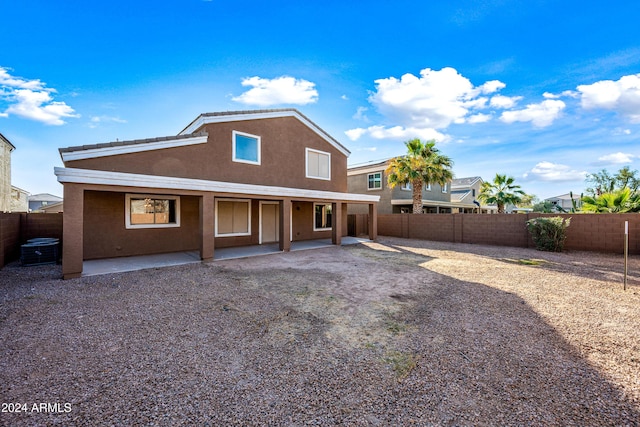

{"left": 0, "top": 213, "right": 63, "bottom": 268}
{"left": 376, "top": 213, "right": 639, "bottom": 254}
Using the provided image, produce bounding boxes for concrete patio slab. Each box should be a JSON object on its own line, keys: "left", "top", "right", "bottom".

{"left": 81, "top": 237, "right": 371, "bottom": 277}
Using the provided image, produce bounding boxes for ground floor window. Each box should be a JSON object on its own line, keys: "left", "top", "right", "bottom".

{"left": 216, "top": 198, "right": 251, "bottom": 236}
{"left": 314, "top": 203, "right": 332, "bottom": 231}
{"left": 126, "top": 194, "right": 180, "bottom": 229}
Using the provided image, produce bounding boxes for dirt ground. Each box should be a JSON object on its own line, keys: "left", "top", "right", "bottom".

{"left": 1, "top": 237, "right": 639, "bottom": 426}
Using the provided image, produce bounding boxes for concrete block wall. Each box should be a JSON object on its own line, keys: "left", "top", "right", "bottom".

{"left": 378, "top": 213, "right": 639, "bottom": 254}
{"left": 0, "top": 213, "right": 63, "bottom": 268}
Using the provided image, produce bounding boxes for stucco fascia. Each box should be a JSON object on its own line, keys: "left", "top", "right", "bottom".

{"left": 55, "top": 167, "right": 379, "bottom": 203}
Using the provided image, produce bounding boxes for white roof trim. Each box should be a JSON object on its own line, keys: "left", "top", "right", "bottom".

{"left": 347, "top": 165, "right": 387, "bottom": 176}
{"left": 54, "top": 167, "right": 379, "bottom": 203}
{"left": 61, "top": 135, "right": 209, "bottom": 162}
{"left": 179, "top": 111, "right": 351, "bottom": 157}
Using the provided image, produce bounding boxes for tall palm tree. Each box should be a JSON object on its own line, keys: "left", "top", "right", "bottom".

{"left": 385, "top": 139, "right": 454, "bottom": 214}
{"left": 479, "top": 174, "right": 526, "bottom": 213}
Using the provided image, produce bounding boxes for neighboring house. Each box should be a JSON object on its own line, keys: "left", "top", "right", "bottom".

{"left": 0, "top": 132, "right": 16, "bottom": 212}
{"left": 38, "top": 201, "right": 63, "bottom": 213}
{"left": 55, "top": 109, "right": 379, "bottom": 279}
{"left": 28, "top": 193, "right": 63, "bottom": 212}
{"left": 450, "top": 176, "right": 496, "bottom": 214}
{"left": 545, "top": 193, "right": 582, "bottom": 211}
{"left": 347, "top": 159, "right": 455, "bottom": 214}
{"left": 10, "top": 185, "right": 29, "bottom": 212}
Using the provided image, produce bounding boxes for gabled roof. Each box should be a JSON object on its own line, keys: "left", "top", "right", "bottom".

{"left": 179, "top": 109, "right": 350, "bottom": 157}
{"left": 347, "top": 159, "right": 389, "bottom": 176}
{"left": 0, "top": 132, "right": 16, "bottom": 151}
{"left": 451, "top": 176, "right": 482, "bottom": 188}
{"left": 29, "top": 193, "right": 63, "bottom": 202}
{"left": 59, "top": 132, "right": 208, "bottom": 162}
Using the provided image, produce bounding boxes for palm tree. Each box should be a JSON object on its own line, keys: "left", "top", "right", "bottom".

{"left": 581, "top": 188, "right": 640, "bottom": 213}
{"left": 385, "top": 138, "right": 454, "bottom": 214}
{"left": 479, "top": 174, "right": 526, "bottom": 213}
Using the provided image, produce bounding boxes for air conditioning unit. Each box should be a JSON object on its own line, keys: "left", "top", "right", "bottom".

{"left": 21, "top": 238, "right": 60, "bottom": 266}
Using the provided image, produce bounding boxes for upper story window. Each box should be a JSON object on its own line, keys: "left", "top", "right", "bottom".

{"left": 126, "top": 194, "right": 180, "bottom": 229}
{"left": 442, "top": 183, "right": 448, "bottom": 193}
{"left": 401, "top": 182, "right": 411, "bottom": 191}
{"left": 306, "top": 148, "right": 331, "bottom": 180}
{"left": 232, "top": 131, "right": 261, "bottom": 165}
{"left": 425, "top": 183, "right": 432, "bottom": 191}
{"left": 368, "top": 172, "right": 382, "bottom": 190}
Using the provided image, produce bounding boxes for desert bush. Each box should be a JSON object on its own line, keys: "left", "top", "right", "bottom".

{"left": 526, "top": 216, "right": 571, "bottom": 252}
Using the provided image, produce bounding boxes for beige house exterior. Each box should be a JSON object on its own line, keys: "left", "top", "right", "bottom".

{"left": 450, "top": 177, "right": 496, "bottom": 214}
{"left": 10, "top": 185, "right": 29, "bottom": 212}
{"left": 55, "top": 109, "right": 378, "bottom": 279}
{"left": 0, "top": 132, "right": 16, "bottom": 212}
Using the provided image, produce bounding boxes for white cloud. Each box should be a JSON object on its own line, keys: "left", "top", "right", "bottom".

{"left": 500, "top": 99, "right": 565, "bottom": 127}
{"left": 232, "top": 76, "right": 318, "bottom": 106}
{"left": 346, "top": 125, "right": 447, "bottom": 142}
{"left": 0, "top": 66, "right": 79, "bottom": 125}
{"left": 523, "top": 161, "right": 588, "bottom": 182}
{"left": 88, "top": 115, "right": 127, "bottom": 129}
{"left": 596, "top": 152, "right": 635, "bottom": 165}
{"left": 577, "top": 73, "right": 640, "bottom": 122}
{"left": 489, "top": 94, "right": 522, "bottom": 109}
{"left": 352, "top": 106, "right": 369, "bottom": 122}
{"left": 467, "top": 113, "right": 492, "bottom": 124}
{"left": 543, "top": 90, "right": 578, "bottom": 99}
{"left": 369, "top": 67, "right": 505, "bottom": 129}
{"left": 345, "top": 128, "right": 368, "bottom": 141}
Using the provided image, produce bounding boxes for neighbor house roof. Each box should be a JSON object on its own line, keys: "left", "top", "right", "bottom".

{"left": 179, "top": 109, "right": 351, "bottom": 157}
{"left": 29, "top": 193, "right": 63, "bottom": 202}
{"left": 451, "top": 176, "right": 482, "bottom": 188}
{"left": 0, "top": 132, "right": 16, "bottom": 151}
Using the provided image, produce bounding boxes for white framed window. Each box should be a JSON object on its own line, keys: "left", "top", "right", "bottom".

{"left": 425, "top": 183, "right": 432, "bottom": 191}
{"left": 306, "top": 148, "right": 331, "bottom": 180}
{"left": 125, "top": 194, "right": 180, "bottom": 229}
{"left": 368, "top": 172, "right": 382, "bottom": 190}
{"left": 401, "top": 182, "right": 412, "bottom": 191}
{"left": 442, "top": 183, "right": 448, "bottom": 193}
{"left": 216, "top": 198, "right": 251, "bottom": 237}
{"left": 313, "top": 203, "right": 332, "bottom": 231}
{"left": 232, "top": 130, "right": 260, "bottom": 165}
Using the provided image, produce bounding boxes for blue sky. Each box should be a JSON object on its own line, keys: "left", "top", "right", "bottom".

{"left": 2, "top": 0, "right": 640, "bottom": 200}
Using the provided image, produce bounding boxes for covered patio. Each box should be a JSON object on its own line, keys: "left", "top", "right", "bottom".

{"left": 81, "top": 236, "right": 372, "bottom": 277}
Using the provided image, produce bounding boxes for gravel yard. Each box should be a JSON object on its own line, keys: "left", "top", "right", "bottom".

{"left": 1, "top": 236, "right": 639, "bottom": 426}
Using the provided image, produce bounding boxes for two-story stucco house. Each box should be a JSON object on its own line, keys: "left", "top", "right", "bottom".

{"left": 55, "top": 109, "right": 378, "bottom": 279}
{"left": 347, "top": 159, "right": 453, "bottom": 214}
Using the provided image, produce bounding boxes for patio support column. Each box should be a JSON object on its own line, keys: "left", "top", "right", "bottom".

{"left": 62, "top": 183, "right": 84, "bottom": 279}
{"left": 331, "top": 202, "right": 342, "bottom": 245}
{"left": 199, "top": 193, "right": 214, "bottom": 261}
{"left": 279, "top": 198, "right": 291, "bottom": 252}
{"left": 368, "top": 203, "right": 378, "bottom": 241}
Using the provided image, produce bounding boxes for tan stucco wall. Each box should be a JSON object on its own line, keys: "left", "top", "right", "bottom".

{"left": 83, "top": 191, "right": 201, "bottom": 259}
{"left": 66, "top": 116, "right": 348, "bottom": 193}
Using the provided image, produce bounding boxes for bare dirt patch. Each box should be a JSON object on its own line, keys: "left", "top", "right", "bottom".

{"left": 1, "top": 237, "right": 639, "bottom": 426}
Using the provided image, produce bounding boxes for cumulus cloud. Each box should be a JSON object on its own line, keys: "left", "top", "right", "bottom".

{"left": 577, "top": 74, "right": 640, "bottom": 122}
{"left": 0, "top": 66, "right": 79, "bottom": 125}
{"left": 595, "top": 152, "right": 635, "bottom": 165}
{"left": 345, "top": 125, "right": 446, "bottom": 142}
{"left": 348, "top": 67, "right": 511, "bottom": 141}
{"left": 500, "top": 99, "right": 565, "bottom": 127}
{"left": 523, "top": 161, "right": 588, "bottom": 182}
{"left": 232, "top": 76, "right": 318, "bottom": 106}
{"left": 369, "top": 67, "right": 504, "bottom": 129}
{"left": 489, "top": 94, "right": 522, "bottom": 109}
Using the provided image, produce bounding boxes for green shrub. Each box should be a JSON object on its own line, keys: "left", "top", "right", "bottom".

{"left": 526, "top": 216, "right": 571, "bottom": 252}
